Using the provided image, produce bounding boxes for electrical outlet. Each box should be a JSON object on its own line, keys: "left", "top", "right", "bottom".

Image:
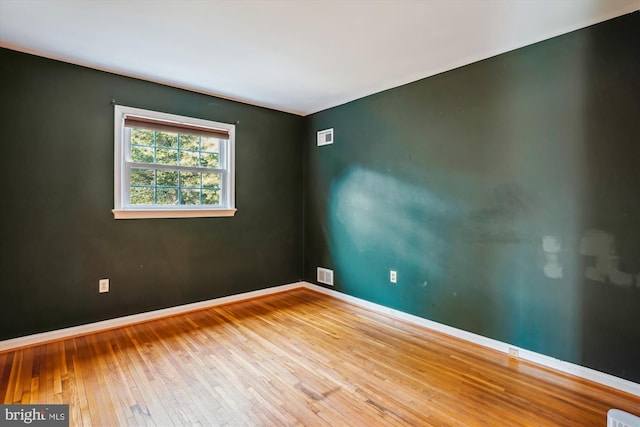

{"left": 99, "top": 278, "right": 109, "bottom": 293}
{"left": 390, "top": 270, "right": 397, "bottom": 283}
{"left": 508, "top": 347, "right": 519, "bottom": 359}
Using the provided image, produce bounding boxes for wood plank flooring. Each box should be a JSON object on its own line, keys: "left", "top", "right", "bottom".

{"left": 1, "top": 288, "right": 638, "bottom": 426}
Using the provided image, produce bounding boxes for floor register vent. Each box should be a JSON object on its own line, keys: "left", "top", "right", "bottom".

{"left": 609, "top": 409, "right": 640, "bottom": 427}
{"left": 317, "top": 267, "right": 334, "bottom": 286}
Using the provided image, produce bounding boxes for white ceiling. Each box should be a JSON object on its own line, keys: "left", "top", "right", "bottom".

{"left": 0, "top": 0, "right": 637, "bottom": 116}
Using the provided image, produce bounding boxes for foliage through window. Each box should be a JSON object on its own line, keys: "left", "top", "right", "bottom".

{"left": 113, "top": 106, "right": 236, "bottom": 219}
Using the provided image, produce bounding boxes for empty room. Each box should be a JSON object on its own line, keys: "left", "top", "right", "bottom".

{"left": 0, "top": 0, "right": 639, "bottom": 425}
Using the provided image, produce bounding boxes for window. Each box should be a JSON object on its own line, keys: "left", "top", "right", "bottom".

{"left": 113, "top": 105, "right": 236, "bottom": 219}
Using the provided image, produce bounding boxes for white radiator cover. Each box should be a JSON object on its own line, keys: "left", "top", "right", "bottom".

{"left": 609, "top": 409, "right": 640, "bottom": 427}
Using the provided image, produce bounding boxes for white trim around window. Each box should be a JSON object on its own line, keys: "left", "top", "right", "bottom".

{"left": 113, "top": 105, "right": 236, "bottom": 219}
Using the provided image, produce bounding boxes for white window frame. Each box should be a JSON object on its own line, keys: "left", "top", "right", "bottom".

{"left": 113, "top": 105, "right": 236, "bottom": 219}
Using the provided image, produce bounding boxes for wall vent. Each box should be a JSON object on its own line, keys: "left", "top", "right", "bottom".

{"left": 317, "top": 128, "right": 334, "bottom": 146}
{"left": 609, "top": 409, "right": 640, "bottom": 427}
{"left": 317, "top": 267, "right": 334, "bottom": 286}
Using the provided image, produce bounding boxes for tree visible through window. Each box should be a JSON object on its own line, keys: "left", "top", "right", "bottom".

{"left": 113, "top": 106, "right": 236, "bottom": 219}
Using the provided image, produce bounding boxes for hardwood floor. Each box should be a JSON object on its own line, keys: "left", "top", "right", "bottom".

{"left": 1, "top": 288, "right": 638, "bottom": 426}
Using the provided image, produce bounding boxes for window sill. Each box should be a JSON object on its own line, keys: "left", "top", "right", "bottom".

{"left": 112, "top": 208, "right": 237, "bottom": 219}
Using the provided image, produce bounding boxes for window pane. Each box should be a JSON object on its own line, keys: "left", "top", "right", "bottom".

{"left": 179, "top": 150, "right": 199, "bottom": 167}
{"left": 131, "top": 168, "right": 154, "bottom": 186}
{"left": 180, "top": 171, "right": 200, "bottom": 188}
{"left": 116, "top": 105, "right": 235, "bottom": 216}
{"left": 157, "top": 187, "right": 178, "bottom": 205}
{"left": 131, "top": 129, "right": 154, "bottom": 146}
{"left": 201, "top": 137, "right": 219, "bottom": 152}
{"left": 130, "top": 187, "right": 154, "bottom": 205}
{"left": 180, "top": 189, "right": 201, "bottom": 205}
{"left": 202, "top": 172, "right": 220, "bottom": 190}
{"left": 155, "top": 131, "right": 178, "bottom": 148}
{"left": 156, "top": 148, "right": 177, "bottom": 165}
{"left": 202, "top": 189, "right": 220, "bottom": 205}
{"left": 200, "top": 152, "right": 219, "bottom": 168}
{"left": 157, "top": 170, "right": 178, "bottom": 187}
{"left": 180, "top": 134, "right": 199, "bottom": 151}
{"left": 131, "top": 146, "right": 154, "bottom": 163}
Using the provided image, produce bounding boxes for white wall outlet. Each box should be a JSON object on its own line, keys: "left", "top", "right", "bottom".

{"left": 508, "top": 347, "right": 519, "bottom": 359}
{"left": 99, "top": 278, "right": 109, "bottom": 293}
{"left": 390, "top": 270, "right": 397, "bottom": 283}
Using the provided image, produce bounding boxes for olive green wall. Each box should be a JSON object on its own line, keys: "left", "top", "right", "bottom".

{"left": 0, "top": 48, "right": 303, "bottom": 340}
{"left": 303, "top": 12, "right": 640, "bottom": 382}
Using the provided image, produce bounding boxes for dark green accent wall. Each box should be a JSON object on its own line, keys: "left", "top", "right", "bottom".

{"left": 0, "top": 48, "right": 303, "bottom": 340}
{"left": 2, "top": 11, "right": 639, "bottom": 386}
{"left": 303, "top": 12, "right": 640, "bottom": 383}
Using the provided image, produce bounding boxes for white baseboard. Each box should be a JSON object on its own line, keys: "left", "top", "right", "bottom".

{"left": 2, "top": 279, "right": 638, "bottom": 398}
{"left": 299, "top": 281, "right": 640, "bottom": 398}
{"left": 0, "top": 282, "right": 305, "bottom": 353}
